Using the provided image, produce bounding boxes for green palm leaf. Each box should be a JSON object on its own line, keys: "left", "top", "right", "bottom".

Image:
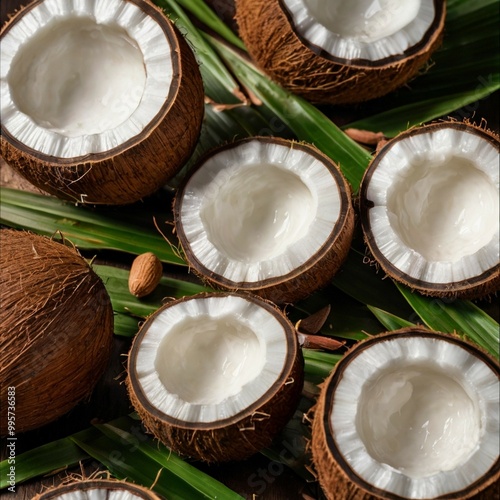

{"left": 0, "top": 438, "right": 88, "bottom": 489}
{"left": 95, "top": 417, "right": 244, "bottom": 500}
{"left": 210, "top": 38, "right": 372, "bottom": 191}
{"left": 397, "top": 284, "right": 500, "bottom": 358}
{"left": 345, "top": 1, "right": 500, "bottom": 134}
{"left": 368, "top": 306, "right": 417, "bottom": 331}
{"left": 172, "top": 0, "right": 245, "bottom": 51}
{"left": 0, "top": 187, "right": 184, "bottom": 265}
{"left": 70, "top": 428, "right": 238, "bottom": 500}
{"left": 94, "top": 265, "right": 210, "bottom": 327}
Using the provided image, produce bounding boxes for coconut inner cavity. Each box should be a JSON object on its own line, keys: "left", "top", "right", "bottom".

{"left": 302, "top": 0, "right": 421, "bottom": 43}
{"left": 8, "top": 16, "right": 146, "bottom": 137}
{"left": 200, "top": 164, "right": 316, "bottom": 262}
{"left": 154, "top": 315, "right": 265, "bottom": 405}
{"left": 387, "top": 156, "right": 498, "bottom": 262}
{"left": 356, "top": 362, "right": 481, "bottom": 478}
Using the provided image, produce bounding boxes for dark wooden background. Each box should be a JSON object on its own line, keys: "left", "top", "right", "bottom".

{"left": 1, "top": 1, "right": 498, "bottom": 499}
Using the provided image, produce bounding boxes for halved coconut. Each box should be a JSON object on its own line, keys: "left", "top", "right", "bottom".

{"left": 359, "top": 121, "right": 499, "bottom": 299}
{"left": 33, "top": 479, "right": 162, "bottom": 500}
{"left": 126, "top": 292, "right": 304, "bottom": 463}
{"left": 0, "top": 0, "right": 204, "bottom": 205}
{"left": 312, "top": 328, "right": 500, "bottom": 500}
{"left": 235, "top": 0, "right": 446, "bottom": 104}
{"left": 173, "top": 137, "right": 355, "bottom": 304}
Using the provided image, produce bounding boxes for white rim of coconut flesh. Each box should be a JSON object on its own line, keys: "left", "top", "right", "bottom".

{"left": 1, "top": 0, "right": 173, "bottom": 159}
{"left": 175, "top": 137, "right": 348, "bottom": 288}
{"left": 44, "top": 492, "right": 143, "bottom": 500}
{"left": 280, "top": 0, "right": 444, "bottom": 65}
{"left": 37, "top": 479, "right": 160, "bottom": 500}
{"left": 360, "top": 122, "right": 500, "bottom": 291}
{"left": 129, "top": 293, "right": 298, "bottom": 427}
{"left": 324, "top": 332, "right": 500, "bottom": 499}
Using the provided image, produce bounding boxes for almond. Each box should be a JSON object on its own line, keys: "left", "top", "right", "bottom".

{"left": 128, "top": 252, "right": 163, "bottom": 298}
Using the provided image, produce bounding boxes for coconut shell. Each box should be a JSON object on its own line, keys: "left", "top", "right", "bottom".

{"left": 0, "top": 0, "right": 205, "bottom": 205}
{"left": 359, "top": 121, "right": 500, "bottom": 300}
{"left": 311, "top": 328, "right": 500, "bottom": 500}
{"left": 127, "top": 292, "right": 304, "bottom": 463}
{"left": 0, "top": 229, "right": 114, "bottom": 435}
{"left": 173, "top": 137, "right": 356, "bottom": 305}
{"left": 235, "top": 0, "right": 446, "bottom": 105}
{"left": 32, "top": 479, "right": 163, "bottom": 499}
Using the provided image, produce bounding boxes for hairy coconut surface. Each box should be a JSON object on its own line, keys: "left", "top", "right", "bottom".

{"left": 0, "top": 0, "right": 204, "bottom": 205}
{"left": 173, "top": 137, "right": 355, "bottom": 304}
{"left": 235, "top": 0, "right": 445, "bottom": 105}
{"left": 311, "top": 328, "right": 500, "bottom": 500}
{"left": 0, "top": 229, "right": 114, "bottom": 435}
{"left": 32, "top": 478, "right": 162, "bottom": 499}
{"left": 127, "top": 292, "right": 304, "bottom": 463}
{"left": 359, "top": 120, "right": 500, "bottom": 299}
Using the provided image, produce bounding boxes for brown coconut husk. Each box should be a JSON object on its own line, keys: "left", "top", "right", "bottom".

{"left": 311, "top": 328, "right": 500, "bottom": 500}
{"left": 0, "top": 0, "right": 204, "bottom": 205}
{"left": 172, "top": 137, "right": 356, "bottom": 305}
{"left": 127, "top": 292, "right": 304, "bottom": 463}
{"left": 235, "top": 0, "right": 446, "bottom": 105}
{"left": 359, "top": 120, "right": 500, "bottom": 300}
{"left": 0, "top": 229, "right": 114, "bottom": 435}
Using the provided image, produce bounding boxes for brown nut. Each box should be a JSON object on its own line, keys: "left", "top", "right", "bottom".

{"left": 128, "top": 252, "right": 163, "bottom": 298}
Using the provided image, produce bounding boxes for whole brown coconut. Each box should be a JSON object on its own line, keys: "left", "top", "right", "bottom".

{"left": 0, "top": 0, "right": 204, "bottom": 205}
{"left": 0, "top": 229, "right": 114, "bottom": 435}
{"left": 311, "top": 328, "right": 500, "bottom": 500}
{"left": 33, "top": 479, "right": 163, "bottom": 500}
{"left": 127, "top": 292, "right": 304, "bottom": 463}
{"left": 235, "top": 0, "right": 446, "bottom": 105}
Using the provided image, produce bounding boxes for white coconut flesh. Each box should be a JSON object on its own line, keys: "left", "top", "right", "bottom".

{"left": 365, "top": 127, "right": 499, "bottom": 284}
{"left": 49, "top": 490, "right": 146, "bottom": 500}
{"left": 1, "top": 0, "right": 173, "bottom": 157}
{"left": 179, "top": 140, "right": 342, "bottom": 284}
{"left": 281, "top": 0, "right": 436, "bottom": 61}
{"left": 332, "top": 336, "right": 499, "bottom": 498}
{"left": 134, "top": 295, "right": 290, "bottom": 423}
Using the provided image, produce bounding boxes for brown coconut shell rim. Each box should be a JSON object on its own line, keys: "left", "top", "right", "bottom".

{"left": 319, "top": 328, "right": 500, "bottom": 500}
{"left": 127, "top": 291, "right": 300, "bottom": 431}
{"left": 0, "top": 0, "right": 182, "bottom": 165}
{"left": 359, "top": 120, "right": 500, "bottom": 295}
{"left": 173, "top": 136, "right": 353, "bottom": 292}
{"left": 277, "top": 0, "right": 446, "bottom": 68}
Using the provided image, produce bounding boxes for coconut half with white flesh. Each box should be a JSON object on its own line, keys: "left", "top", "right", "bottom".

{"left": 235, "top": 0, "right": 446, "bottom": 105}
{"left": 33, "top": 479, "right": 162, "bottom": 500}
{"left": 312, "top": 328, "right": 500, "bottom": 500}
{"left": 173, "top": 137, "right": 355, "bottom": 305}
{"left": 0, "top": 0, "right": 204, "bottom": 205}
{"left": 359, "top": 121, "right": 500, "bottom": 299}
{"left": 126, "top": 292, "right": 304, "bottom": 463}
